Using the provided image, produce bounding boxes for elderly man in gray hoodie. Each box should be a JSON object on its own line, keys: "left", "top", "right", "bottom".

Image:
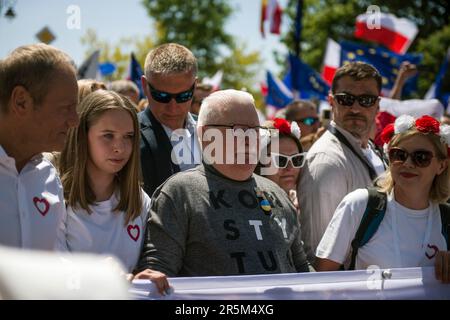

{"left": 135, "top": 89, "right": 310, "bottom": 278}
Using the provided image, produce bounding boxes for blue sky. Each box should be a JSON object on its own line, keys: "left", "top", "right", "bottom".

{"left": 0, "top": 0, "right": 290, "bottom": 81}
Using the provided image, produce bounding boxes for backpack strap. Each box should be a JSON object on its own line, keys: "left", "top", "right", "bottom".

{"left": 438, "top": 203, "right": 450, "bottom": 250}
{"left": 348, "top": 188, "right": 387, "bottom": 270}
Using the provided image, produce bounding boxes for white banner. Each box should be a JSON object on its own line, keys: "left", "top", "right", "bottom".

{"left": 130, "top": 267, "right": 450, "bottom": 300}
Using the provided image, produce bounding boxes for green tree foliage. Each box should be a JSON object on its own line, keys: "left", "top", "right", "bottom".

{"left": 80, "top": 28, "right": 154, "bottom": 81}
{"left": 81, "top": 1, "right": 264, "bottom": 106}
{"left": 281, "top": 0, "right": 450, "bottom": 96}
{"left": 217, "top": 42, "right": 264, "bottom": 108}
{"left": 141, "top": 0, "right": 264, "bottom": 107}
{"left": 141, "top": 0, "right": 234, "bottom": 79}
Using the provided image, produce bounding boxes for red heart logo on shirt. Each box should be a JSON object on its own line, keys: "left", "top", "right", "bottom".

{"left": 425, "top": 244, "right": 439, "bottom": 259}
{"left": 33, "top": 197, "right": 50, "bottom": 216}
{"left": 127, "top": 225, "right": 140, "bottom": 242}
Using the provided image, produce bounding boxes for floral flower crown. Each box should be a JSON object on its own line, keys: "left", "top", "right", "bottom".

{"left": 380, "top": 114, "right": 450, "bottom": 157}
{"left": 273, "top": 118, "right": 301, "bottom": 140}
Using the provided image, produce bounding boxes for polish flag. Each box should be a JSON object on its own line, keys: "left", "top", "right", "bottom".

{"left": 268, "top": 0, "right": 282, "bottom": 34}
{"left": 355, "top": 13, "right": 418, "bottom": 54}
{"left": 322, "top": 38, "right": 341, "bottom": 85}
{"left": 260, "top": 0, "right": 282, "bottom": 36}
{"left": 260, "top": 0, "right": 267, "bottom": 37}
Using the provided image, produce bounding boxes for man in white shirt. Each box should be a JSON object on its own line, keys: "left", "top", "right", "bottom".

{"left": 138, "top": 43, "right": 202, "bottom": 197}
{"left": 0, "top": 44, "right": 79, "bottom": 250}
{"left": 298, "top": 62, "right": 386, "bottom": 262}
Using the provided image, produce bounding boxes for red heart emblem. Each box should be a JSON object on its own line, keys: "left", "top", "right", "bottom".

{"left": 425, "top": 244, "right": 439, "bottom": 259}
{"left": 33, "top": 197, "right": 50, "bottom": 216}
{"left": 127, "top": 225, "right": 140, "bottom": 242}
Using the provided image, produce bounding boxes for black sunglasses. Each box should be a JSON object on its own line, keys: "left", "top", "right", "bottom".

{"left": 295, "top": 117, "right": 319, "bottom": 126}
{"left": 147, "top": 82, "right": 195, "bottom": 103}
{"left": 272, "top": 152, "right": 307, "bottom": 168}
{"left": 388, "top": 148, "right": 435, "bottom": 168}
{"left": 333, "top": 93, "right": 379, "bottom": 108}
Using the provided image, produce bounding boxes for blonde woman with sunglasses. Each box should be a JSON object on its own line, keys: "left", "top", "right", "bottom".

{"left": 316, "top": 115, "right": 450, "bottom": 283}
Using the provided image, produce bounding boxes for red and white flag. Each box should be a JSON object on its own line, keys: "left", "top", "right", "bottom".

{"left": 260, "top": 0, "right": 282, "bottom": 37}
{"left": 202, "top": 70, "right": 223, "bottom": 91}
{"left": 322, "top": 38, "right": 341, "bottom": 85}
{"left": 355, "top": 12, "right": 418, "bottom": 54}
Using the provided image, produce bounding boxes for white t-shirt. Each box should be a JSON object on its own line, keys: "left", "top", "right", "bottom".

{"left": 316, "top": 188, "right": 447, "bottom": 270}
{"left": 0, "top": 146, "right": 67, "bottom": 250}
{"left": 63, "top": 189, "right": 151, "bottom": 273}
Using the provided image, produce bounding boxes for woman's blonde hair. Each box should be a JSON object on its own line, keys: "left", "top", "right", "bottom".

{"left": 376, "top": 128, "right": 450, "bottom": 203}
{"left": 59, "top": 90, "right": 142, "bottom": 225}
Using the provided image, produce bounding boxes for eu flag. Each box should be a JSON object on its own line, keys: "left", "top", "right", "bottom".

{"left": 339, "top": 41, "right": 422, "bottom": 97}
{"left": 426, "top": 48, "right": 450, "bottom": 107}
{"left": 288, "top": 54, "right": 330, "bottom": 101}
{"left": 266, "top": 71, "right": 294, "bottom": 109}
{"left": 128, "top": 53, "right": 145, "bottom": 100}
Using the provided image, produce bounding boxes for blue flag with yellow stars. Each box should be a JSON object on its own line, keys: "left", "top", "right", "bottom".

{"left": 266, "top": 70, "right": 294, "bottom": 109}
{"left": 339, "top": 41, "right": 422, "bottom": 97}
{"left": 288, "top": 54, "right": 330, "bottom": 101}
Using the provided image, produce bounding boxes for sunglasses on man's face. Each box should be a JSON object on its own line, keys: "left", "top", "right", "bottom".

{"left": 147, "top": 82, "right": 195, "bottom": 104}
{"left": 333, "top": 93, "right": 379, "bottom": 108}
{"left": 388, "top": 148, "right": 435, "bottom": 168}
{"left": 296, "top": 117, "right": 320, "bottom": 126}
{"left": 271, "top": 152, "right": 307, "bottom": 169}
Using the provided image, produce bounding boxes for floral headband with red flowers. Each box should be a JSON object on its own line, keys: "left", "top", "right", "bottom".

{"left": 273, "top": 118, "right": 301, "bottom": 140}
{"left": 380, "top": 115, "right": 450, "bottom": 157}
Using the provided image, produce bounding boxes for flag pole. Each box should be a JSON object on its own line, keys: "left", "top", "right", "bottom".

{"left": 293, "top": 0, "right": 303, "bottom": 57}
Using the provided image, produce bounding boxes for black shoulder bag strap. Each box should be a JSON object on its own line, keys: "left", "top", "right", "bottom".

{"left": 328, "top": 126, "right": 378, "bottom": 181}
{"left": 368, "top": 139, "right": 388, "bottom": 169}
{"left": 438, "top": 203, "right": 450, "bottom": 250}
{"left": 348, "top": 188, "right": 387, "bottom": 270}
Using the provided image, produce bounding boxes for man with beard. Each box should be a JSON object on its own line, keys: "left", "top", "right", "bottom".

{"left": 298, "top": 62, "right": 387, "bottom": 263}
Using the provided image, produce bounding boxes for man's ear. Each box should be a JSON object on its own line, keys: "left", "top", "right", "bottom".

{"left": 10, "top": 86, "right": 33, "bottom": 116}
{"left": 196, "top": 125, "right": 203, "bottom": 140}
{"left": 375, "top": 96, "right": 380, "bottom": 113}
{"left": 327, "top": 93, "right": 333, "bottom": 106}
{"left": 141, "top": 75, "right": 150, "bottom": 100}
{"left": 328, "top": 93, "right": 336, "bottom": 112}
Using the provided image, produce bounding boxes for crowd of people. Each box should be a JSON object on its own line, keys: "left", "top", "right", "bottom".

{"left": 0, "top": 42, "right": 449, "bottom": 297}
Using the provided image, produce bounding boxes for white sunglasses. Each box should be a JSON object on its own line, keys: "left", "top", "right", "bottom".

{"left": 271, "top": 152, "right": 307, "bottom": 168}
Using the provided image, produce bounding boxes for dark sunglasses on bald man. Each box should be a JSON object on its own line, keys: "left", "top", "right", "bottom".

{"left": 147, "top": 81, "right": 195, "bottom": 103}
{"left": 333, "top": 93, "right": 379, "bottom": 108}
{"left": 388, "top": 148, "right": 435, "bottom": 168}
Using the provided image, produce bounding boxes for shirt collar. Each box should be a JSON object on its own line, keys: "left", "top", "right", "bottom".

{"left": 0, "top": 145, "right": 8, "bottom": 160}
{"left": 0, "top": 145, "right": 44, "bottom": 172}
{"left": 330, "top": 120, "right": 364, "bottom": 148}
{"left": 162, "top": 113, "right": 197, "bottom": 138}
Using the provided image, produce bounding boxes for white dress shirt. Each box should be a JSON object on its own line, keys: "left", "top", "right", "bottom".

{"left": 0, "top": 145, "right": 67, "bottom": 250}
{"left": 162, "top": 113, "right": 202, "bottom": 172}
{"left": 298, "top": 122, "right": 385, "bottom": 262}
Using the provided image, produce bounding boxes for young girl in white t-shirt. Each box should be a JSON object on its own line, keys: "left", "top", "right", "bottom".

{"left": 316, "top": 115, "right": 450, "bottom": 283}
{"left": 58, "top": 90, "right": 168, "bottom": 293}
